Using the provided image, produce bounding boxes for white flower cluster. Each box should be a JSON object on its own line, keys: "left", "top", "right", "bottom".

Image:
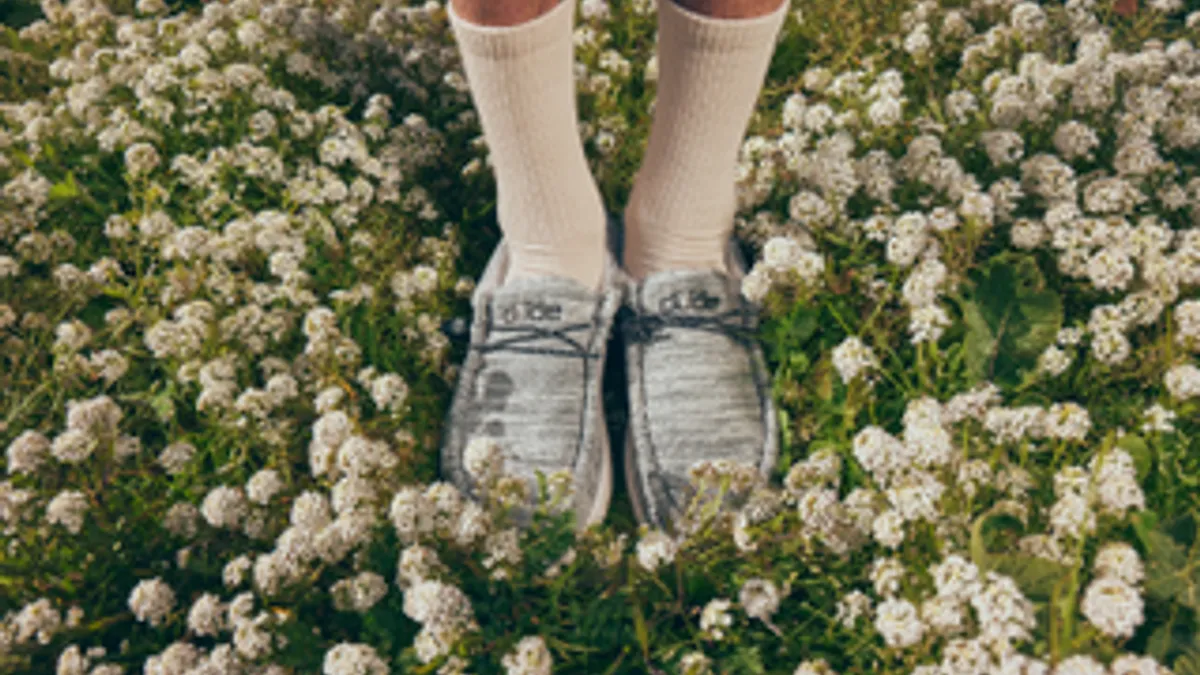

{"left": 699, "top": 598, "right": 734, "bottom": 641}
{"left": 1081, "top": 542, "right": 1146, "bottom": 640}
{"left": 501, "top": 635, "right": 553, "bottom": 675}
{"left": 322, "top": 643, "right": 389, "bottom": 675}
{"left": 733, "top": 0, "right": 1200, "bottom": 363}
{"left": 128, "top": 577, "right": 176, "bottom": 627}
{"left": 742, "top": 234, "right": 827, "bottom": 303}
{"left": 636, "top": 529, "right": 678, "bottom": 572}
{"left": 739, "top": 578, "right": 784, "bottom": 630}
{"left": 831, "top": 336, "right": 879, "bottom": 384}
{"left": 1038, "top": 446, "right": 1145, "bottom": 547}
{"left": 54, "top": 643, "right": 121, "bottom": 675}
{"left": 984, "top": 400, "right": 1093, "bottom": 446}
{"left": 1, "top": 0, "right": 1198, "bottom": 672}
{"left": 402, "top": 580, "right": 478, "bottom": 665}
{"left": 869, "top": 554, "right": 1040, "bottom": 669}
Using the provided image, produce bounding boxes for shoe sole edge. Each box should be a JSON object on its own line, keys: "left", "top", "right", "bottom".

{"left": 582, "top": 411, "right": 613, "bottom": 529}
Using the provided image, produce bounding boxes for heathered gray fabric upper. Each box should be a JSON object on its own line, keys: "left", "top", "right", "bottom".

{"left": 441, "top": 217, "right": 624, "bottom": 528}
{"left": 624, "top": 244, "right": 778, "bottom": 532}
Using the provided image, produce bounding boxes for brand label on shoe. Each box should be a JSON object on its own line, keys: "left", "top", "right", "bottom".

{"left": 658, "top": 288, "right": 722, "bottom": 314}
{"left": 498, "top": 300, "right": 564, "bottom": 324}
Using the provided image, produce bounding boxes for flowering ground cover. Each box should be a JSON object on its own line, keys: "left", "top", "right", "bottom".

{"left": 3, "top": 0, "right": 1200, "bottom": 673}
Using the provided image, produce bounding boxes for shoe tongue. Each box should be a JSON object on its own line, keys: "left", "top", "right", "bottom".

{"left": 638, "top": 269, "right": 736, "bottom": 315}
{"left": 490, "top": 274, "right": 600, "bottom": 325}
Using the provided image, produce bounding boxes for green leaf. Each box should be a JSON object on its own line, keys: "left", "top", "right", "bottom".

{"left": 962, "top": 253, "right": 1063, "bottom": 385}
{"left": 1147, "top": 622, "right": 1174, "bottom": 661}
{"left": 48, "top": 171, "right": 79, "bottom": 200}
{"left": 1141, "top": 527, "right": 1197, "bottom": 608}
{"left": 631, "top": 599, "right": 649, "bottom": 661}
{"left": 11, "top": 147, "right": 34, "bottom": 168}
{"left": 149, "top": 386, "right": 176, "bottom": 424}
{"left": 1166, "top": 512, "right": 1198, "bottom": 547}
{"left": 788, "top": 351, "right": 811, "bottom": 373}
{"left": 968, "top": 505, "right": 1069, "bottom": 599}
{"left": 1117, "top": 434, "right": 1152, "bottom": 481}
{"left": 1145, "top": 529, "right": 1190, "bottom": 572}
{"left": 727, "top": 646, "right": 766, "bottom": 674}
{"left": 959, "top": 298, "right": 995, "bottom": 384}
{"left": 968, "top": 505, "right": 1025, "bottom": 568}
{"left": 989, "top": 554, "right": 1073, "bottom": 600}
{"left": 1133, "top": 510, "right": 1162, "bottom": 544}
{"left": 778, "top": 407, "right": 793, "bottom": 457}
{"left": 764, "top": 304, "right": 821, "bottom": 365}
{"left": 1007, "top": 290, "right": 1061, "bottom": 355}
{"left": 1175, "top": 649, "right": 1200, "bottom": 675}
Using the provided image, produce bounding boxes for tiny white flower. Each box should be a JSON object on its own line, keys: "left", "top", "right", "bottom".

{"left": 128, "top": 578, "right": 176, "bottom": 627}
{"left": 699, "top": 599, "right": 734, "bottom": 640}
{"left": 738, "top": 578, "right": 782, "bottom": 625}
{"left": 831, "top": 336, "right": 879, "bottom": 384}
{"left": 501, "top": 635, "right": 552, "bottom": 675}
{"left": 874, "top": 597, "right": 924, "bottom": 648}
{"left": 636, "top": 530, "right": 677, "bottom": 572}
{"left": 1080, "top": 577, "right": 1144, "bottom": 638}
{"left": 463, "top": 437, "right": 505, "bottom": 483}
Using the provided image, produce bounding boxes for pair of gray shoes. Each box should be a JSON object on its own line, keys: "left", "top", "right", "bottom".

{"left": 440, "top": 213, "right": 777, "bottom": 532}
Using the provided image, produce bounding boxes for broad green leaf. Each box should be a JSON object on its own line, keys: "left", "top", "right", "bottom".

{"left": 963, "top": 253, "right": 1063, "bottom": 385}
{"left": 1007, "top": 289, "right": 1061, "bottom": 355}
{"left": 959, "top": 298, "right": 994, "bottom": 385}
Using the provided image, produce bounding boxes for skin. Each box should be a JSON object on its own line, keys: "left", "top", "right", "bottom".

{"left": 671, "top": 0, "right": 787, "bottom": 19}
{"left": 450, "top": 0, "right": 786, "bottom": 26}
{"left": 450, "top": 0, "right": 560, "bottom": 26}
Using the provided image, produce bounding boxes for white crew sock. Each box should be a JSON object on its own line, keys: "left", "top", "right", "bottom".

{"left": 623, "top": 0, "right": 788, "bottom": 280}
{"left": 448, "top": 0, "right": 607, "bottom": 291}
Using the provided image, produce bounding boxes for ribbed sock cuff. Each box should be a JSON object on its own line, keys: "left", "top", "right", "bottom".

{"left": 658, "top": 0, "right": 789, "bottom": 52}
{"left": 447, "top": 0, "right": 572, "bottom": 60}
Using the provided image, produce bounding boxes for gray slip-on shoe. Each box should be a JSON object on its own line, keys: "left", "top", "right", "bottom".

{"left": 441, "top": 213, "right": 627, "bottom": 530}
{"left": 621, "top": 239, "right": 779, "bottom": 533}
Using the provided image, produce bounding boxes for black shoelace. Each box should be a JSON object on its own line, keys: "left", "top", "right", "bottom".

{"left": 440, "top": 301, "right": 758, "bottom": 357}
{"left": 440, "top": 316, "right": 601, "bottom": 359}
{"left": 620, "top": 305, "right": 758, "bottom": 348}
